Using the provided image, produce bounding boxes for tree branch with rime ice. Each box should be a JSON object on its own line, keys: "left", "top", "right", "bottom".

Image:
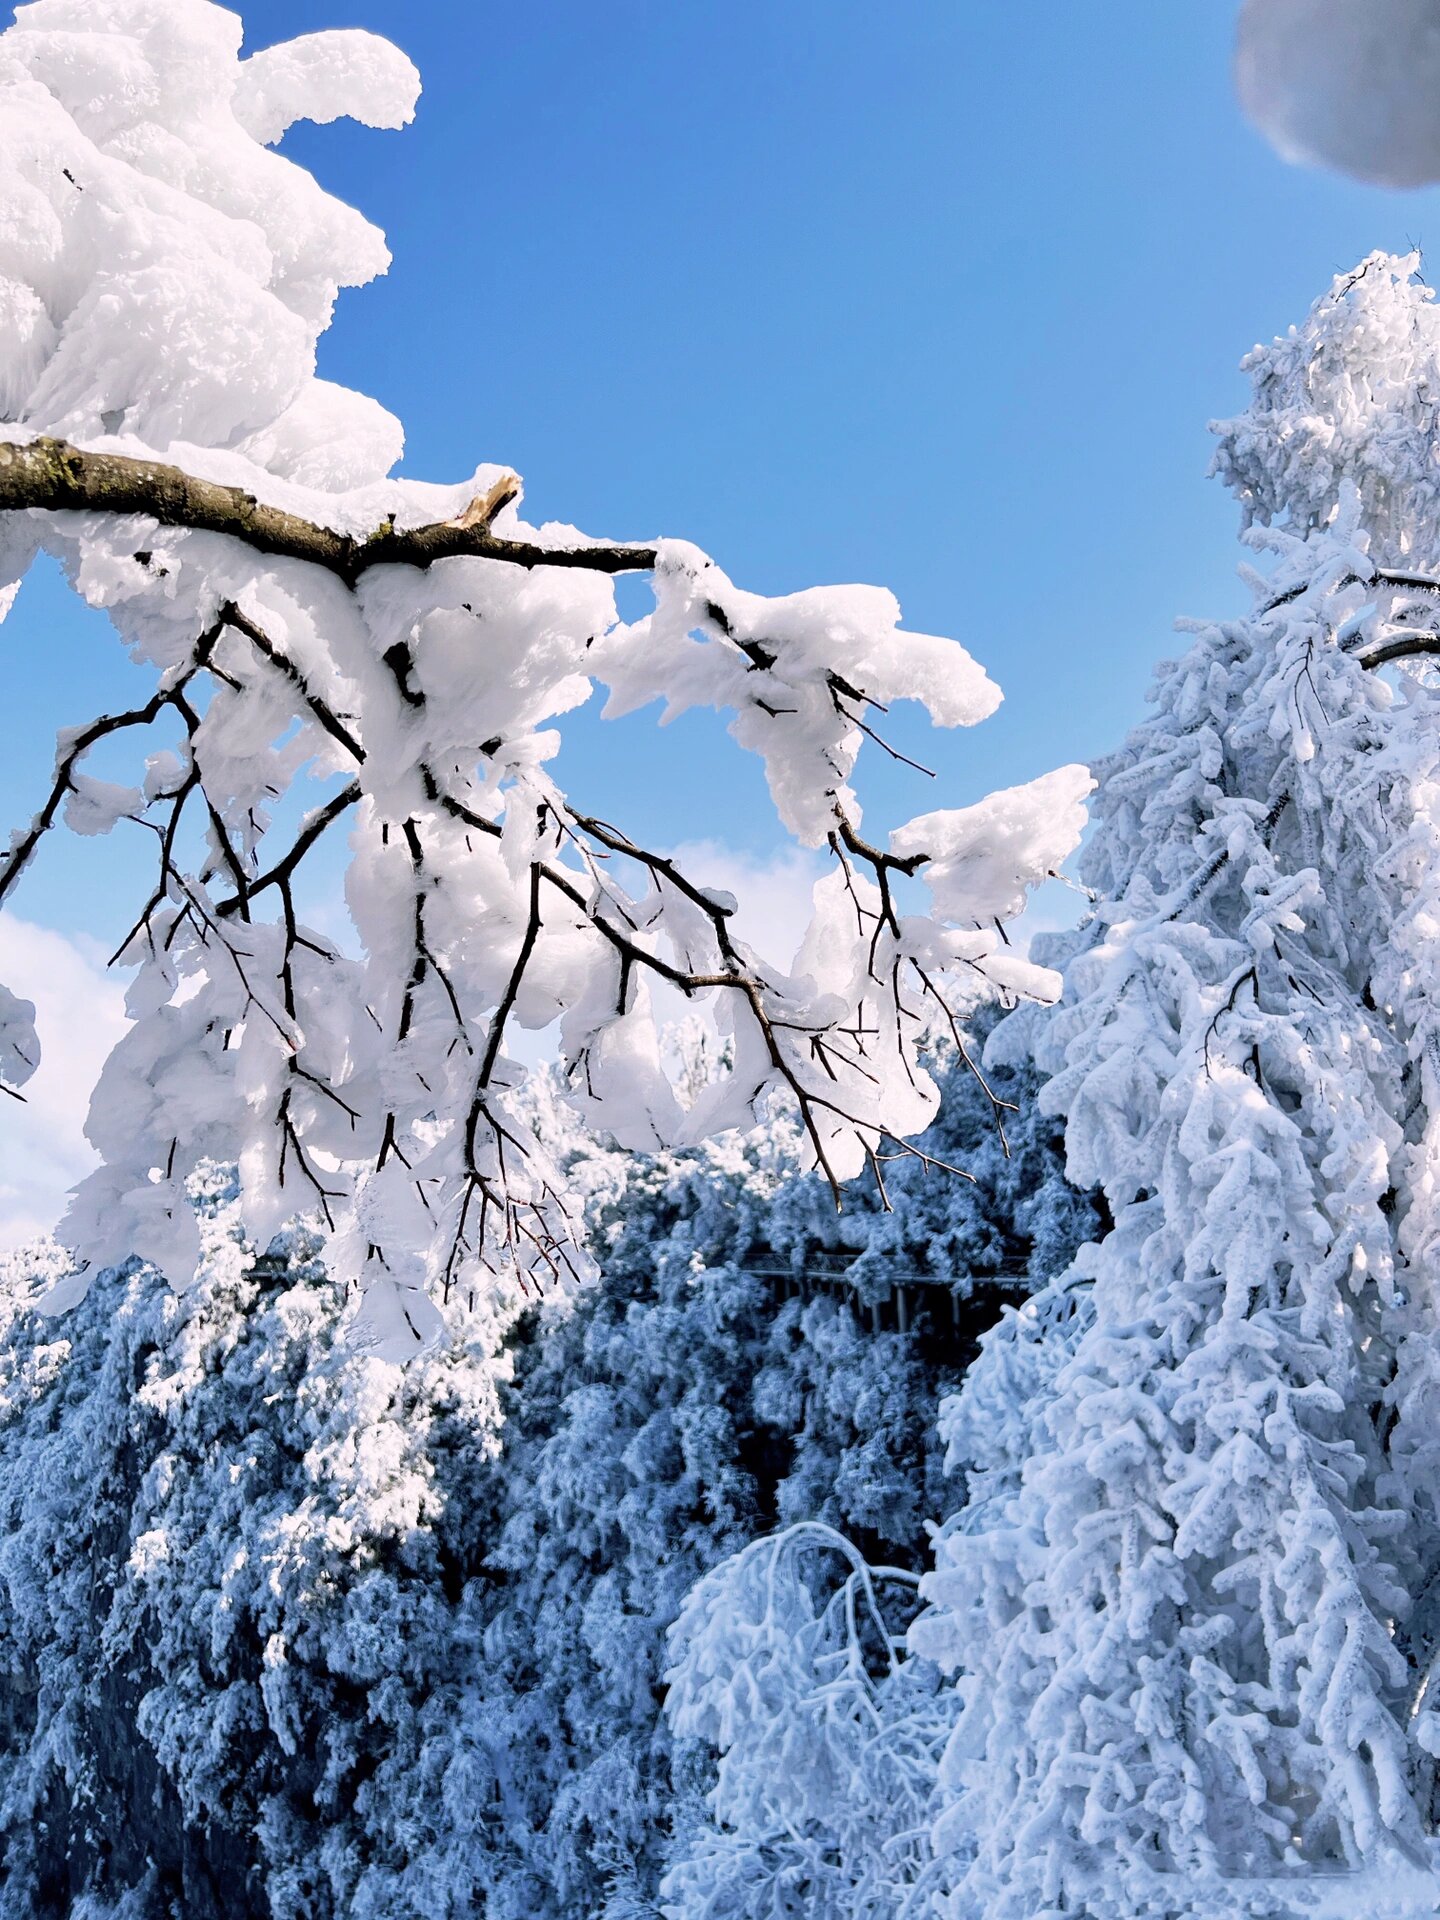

{"left": 0, "top": 438, "right": 657, "bottom": 580}
{"left": 0, "top": 483, "right": 1090, "bottom": 1348}
{"left": 0, "top": 2, "right": 1091, "bottom": 1358}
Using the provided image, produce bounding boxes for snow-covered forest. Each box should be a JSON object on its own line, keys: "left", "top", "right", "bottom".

{"left": 0, "top": 1031, "right": 1100, "bottom": 1917}
{"left": 8, "top": 2, "right": 1440, "bottom": 1916}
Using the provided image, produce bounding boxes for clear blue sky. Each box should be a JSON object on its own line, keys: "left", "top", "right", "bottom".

{"left": 5, "top": 0, "right": 1438, "bottom": 939}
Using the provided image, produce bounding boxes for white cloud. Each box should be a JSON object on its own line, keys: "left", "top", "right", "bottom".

{"left": 0, "top": 914, "right": 127, "bottom": 1250}
{"left": 1238, "top": 0, "right": 1440, "bottom": 187}
{"left": 660, "top": 837, "right": 825, "bottom": 969}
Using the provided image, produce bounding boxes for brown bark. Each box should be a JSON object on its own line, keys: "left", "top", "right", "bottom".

{"left": 0, "top": 437, "right": 659, "bottom": 581}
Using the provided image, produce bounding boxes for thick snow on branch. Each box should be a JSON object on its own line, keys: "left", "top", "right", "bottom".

{"left": 0, "top": 0, "right": 1089, "bottom": 1347}
{"left": 664, "top": 1521, "right": 945, "bottom": 1918}
{"left": 0, "top": 982, "right": 39, "bottom": 1100}
{"left": 234, "top": 30, "right": 420, "bottom": 148}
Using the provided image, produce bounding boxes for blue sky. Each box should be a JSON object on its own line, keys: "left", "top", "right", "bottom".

{"left": 11, "top": 0, "right": 1440, "bottom": 940}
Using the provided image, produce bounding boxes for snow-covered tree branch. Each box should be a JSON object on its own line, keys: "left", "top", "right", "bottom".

{"left": 0, "top": 1, "right": 1089, "bottom": 1353}
{"left": 0, "top": 434, "right": 644, "bottom": 577}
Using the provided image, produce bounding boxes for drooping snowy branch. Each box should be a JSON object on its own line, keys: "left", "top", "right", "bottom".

{"left": 0, "top": 981, "right": 39, "bottom": 1104}
{"left": 0, "top": 0, "right": 1089, "bottom": 1353}
{"left": 664, "top": 1520, "right": 946, "bottom": 1919}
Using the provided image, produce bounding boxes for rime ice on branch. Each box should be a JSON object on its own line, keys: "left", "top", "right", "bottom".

{"left": 0, "top": 0, "right": 1088, "bottom": 1354}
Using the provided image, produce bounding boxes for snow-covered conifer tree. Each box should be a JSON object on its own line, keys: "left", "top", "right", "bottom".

{"left": 0, "top": 0, "right": 1087, "bottom": 1353}
{"left": 909, "top": 253, "right": 1440, "bottom": 1919}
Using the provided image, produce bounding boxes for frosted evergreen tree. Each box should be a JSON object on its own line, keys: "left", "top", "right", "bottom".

{"left": 0, "top": 1029, "right": 1092, "bottom": 1919}
{"left": 907, "top": 253, "right": 1440, "bottom": 1920}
